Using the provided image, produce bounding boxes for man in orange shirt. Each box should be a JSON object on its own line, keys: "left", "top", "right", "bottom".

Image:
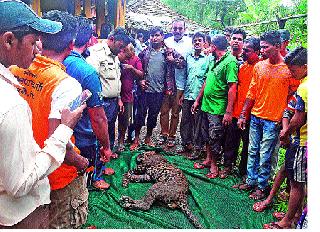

{"left": 220, "top": 37, "right": 260, "bottom": 179}
{"left": 237, "top": 31, "right": 297, "bottom": 200}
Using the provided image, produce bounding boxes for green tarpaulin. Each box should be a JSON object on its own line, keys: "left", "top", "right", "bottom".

{"left": 83, "top": 146, "right": 274, "bottom": 229}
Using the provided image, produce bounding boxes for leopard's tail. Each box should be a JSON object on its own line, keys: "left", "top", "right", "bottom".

{"left": 177, "top": 200, "right": 204, "bottom": 229}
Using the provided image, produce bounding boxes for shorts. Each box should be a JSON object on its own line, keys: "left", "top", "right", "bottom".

{"left": 285, "top": 145, "right": 307, "bottom": 183}
{"left": 49, "top": 175, "right": 88, "bottom": 228}
{"left": 202, "top": 113, "right": 224, "bottom": 157}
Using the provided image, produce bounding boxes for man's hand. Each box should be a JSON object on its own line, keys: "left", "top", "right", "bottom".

{"left": 118, "top": 98, "right": 124, "bottom": 114}
{"left": 279, "top": 128, "right": 290, "bottom": 147}
{"left": 139, "top": 80, "right": 149, "bottom": 91}
{"left": 237, "top": 117, "right": 246, "bottom": 130}
{"left": 65, "top": 148, "right": 89, "bottom": 174}
{"left": 178, "top": 94, "right": 184, "bottom": 106}
{"left": 61, "top": 104, "right": 86, "bottom": 129}
{"left": 122, "top": 64, "right": 133, "bottom": 70}
{"left": 165, "top": 90, "right": 173, "bottom": 96}
{"left": 191, "top": 100, "right": 199, "bottom": 114}
{"left": 222, "top": 112, "right": 232, "bottom": 126}
{"left": 100, "top": 147, "right": 117, "bottom": 163}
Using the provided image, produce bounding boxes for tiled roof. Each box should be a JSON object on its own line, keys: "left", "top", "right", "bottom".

{"left": 126, "top": 0, "right": 210, "bottom": 33}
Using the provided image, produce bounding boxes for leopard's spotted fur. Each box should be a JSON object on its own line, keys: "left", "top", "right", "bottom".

{"left": 119, "top": 151, "right": 203, "bottom": 229}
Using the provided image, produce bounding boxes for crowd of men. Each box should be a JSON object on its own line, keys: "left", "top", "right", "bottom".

{"left": 0, "top": 0, "right": 307, "bottom": 229}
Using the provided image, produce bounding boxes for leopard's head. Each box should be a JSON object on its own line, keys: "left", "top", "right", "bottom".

{"left": 136, "top": 151, "right": 167, "bottom": 167}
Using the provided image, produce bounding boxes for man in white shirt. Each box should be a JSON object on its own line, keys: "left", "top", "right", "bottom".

{"left": 161, "top": 18, "right": 192, "bottom": 148}
{"left": 0, "top": 0, "right": 85, "bottom": 228}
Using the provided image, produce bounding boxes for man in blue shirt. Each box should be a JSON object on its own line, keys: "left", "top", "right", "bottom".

{"left": 63, "top": 16, "right": 116, "bottom": 190}
{"left": 179, "top": 32, "right": 213, "bottom": 158}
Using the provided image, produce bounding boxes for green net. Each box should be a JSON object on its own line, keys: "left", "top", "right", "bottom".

{"left": 83, "top": 145, "right": 275, "bottom": 229}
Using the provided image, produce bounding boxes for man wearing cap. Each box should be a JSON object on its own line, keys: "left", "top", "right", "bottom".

{"left": 10, "top": 10, "right": 91, "bottom": 228}
{"left": 0, "top": 0, "right": 85, "bottom": 228}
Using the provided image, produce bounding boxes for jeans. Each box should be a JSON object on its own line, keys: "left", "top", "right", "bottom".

{"left": 135, "top": 92, "right": 164, "bottom": 132}
{"left": 160, "top": 90, "right": 183, "bottom": 137}
{"left": 246, "top": 115, "right": 280, "bottom": 190}
{"left": 102, "top": 97, "right": 119, "bottom": 149}
{"left": 78, "top": 143, "right": 103, "bottom": 183}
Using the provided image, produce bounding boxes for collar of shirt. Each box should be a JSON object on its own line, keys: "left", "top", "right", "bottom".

{"left": 215, "top": 50, "right": 231, "bottom": 65}
{"left": 0, "top": 62, "right": 22, "bottom": 88}
{"left": 33, "top": 54, "right": 66, "bottom": 72}
{"left": 173, "top": 36, "right": 189, "bottom": 44}
{"left": 150, "top": 46, "right": 166, "bottom": 54}
{"left": 191, "top": 50, "right": 206, "bottom": 58}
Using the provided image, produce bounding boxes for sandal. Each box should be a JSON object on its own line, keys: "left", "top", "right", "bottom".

{"left": 194, "top": 162, "right": 210, "bottom": 169}
{"left": 206, "top": 171, "right": 219, "bottom": 179}
{"left": 273, "top": 212, "right": 286, "bottom": 220}
{"left": 219, "top": 167, "right": 231, "bottom": 179}
{"left": 263, "top": 221, "right": 291, "bottom": 229}
{"left": 166, "top": 138, "right": 176, "bottom": 148}
{"left": 249, "top": 189, "right": 267, "bottom": 200}
{"left": 103, "top": 167, "right": 115, "bottom": 175}
{"left": 158, "top": 135, "right": 168, "bottom": 145}
{"left": 92, "top": 179, "right": 110, "bottom": 190}
{"left": 144, "top": 140, "right": 155, "bottom": 147}
{"left": 117, "top": 143, "right": 125, "bottom": 152}
{"left": 188, "top": 150, "right": 201, "bottom": 160}
{"left": 238, "top": 183, "right": 255, "bottom": 191}
{"left": 110, "top": 153, "right": 118, "bottom": 159}
{"left": 176, "top": 144, "right": 192, "bottom": 153}
{"left": 130, "top": 142, "right": 140, "bottom": 151}
{"left": 253, "top": 200, "right": 272, "bottom": 212}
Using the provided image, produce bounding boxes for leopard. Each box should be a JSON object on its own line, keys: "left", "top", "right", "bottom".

{"left": 119, "top": 151, "right": 203, "bottom": 229}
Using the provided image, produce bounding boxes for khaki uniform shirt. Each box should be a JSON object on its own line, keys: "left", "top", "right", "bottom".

{"left": 86, "top": 42, "right": 121, "bottom": 98}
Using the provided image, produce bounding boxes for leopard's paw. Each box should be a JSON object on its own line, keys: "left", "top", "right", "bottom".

{"left": 119, "top": 196, "right": 134, "bottom": 208}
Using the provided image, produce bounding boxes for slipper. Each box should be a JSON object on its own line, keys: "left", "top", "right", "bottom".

{"left": 158, "top": 135, "right": 168, "bottom": 145}
{"left": 219, "top": 168, "right": 231, "bottom": 179}
{"left": 103, "top": 167, "right": 115, "bottom": 175}
{"left": 273, "top": 212, "right": 286, "bottom": 220}
{"left": 144, "top": 140, "right": 155, "bottom": 147}
{"left": 206, "top": 172, "right": 219, "bottom": 179}
{"left": 253, "top": 201, "right": 272, "bottom": 212}
{"left": 130, "top": 142, "right": 140, "bottom": 151}
{"left": 194, "top": 162, "right": 210, "bottom": 169}
{"left": 263, "top": 221, "right": 290, "bottom": 229}
{"left": 117, "top": 144, "right": 125, "bottom": 152}
{"left": 249, "top": 189, "right": 267, "bottom": 200}
{"left": 238, "top": 183, "right": 255, "bottom": 191}
{"left": 278, "top": 190, "right": 289, "bottom": 201}
{"left": 110, "top": 153, "right": 118, "bottom": 159}
{"left": 166, "top": 138, "right": 176, "bottom": 148}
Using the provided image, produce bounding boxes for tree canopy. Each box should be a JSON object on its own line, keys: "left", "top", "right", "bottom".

{"left": 161, "top": 0, "right": 307, "bottom": 47}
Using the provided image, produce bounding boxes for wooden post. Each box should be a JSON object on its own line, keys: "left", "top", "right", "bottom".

{"left": 115, "top": 0, "right": 126, "bottom": 28}
{"left": 31, "top": 0, "right": 41, "bottom": 16}
{"left": 74, "top": 0, "right": 82, "bottom": 16}
{"left": 96, "top": 0, "right": 105, "bottom": 37}
{"left": 84, "top": 0, "right": 92, "bottom": 18}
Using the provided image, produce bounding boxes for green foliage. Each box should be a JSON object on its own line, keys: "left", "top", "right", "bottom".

{"left": 161, "top": 0, "right": 307, "bottom": 47}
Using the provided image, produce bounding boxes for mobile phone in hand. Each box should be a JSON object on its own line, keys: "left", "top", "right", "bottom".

{"left": 69, "top": 89, "right": 92, "bottom": 111}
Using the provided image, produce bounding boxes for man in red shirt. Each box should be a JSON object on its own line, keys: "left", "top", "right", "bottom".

{"left": 220, "top": 37, "right": 261, "bottom": 180}
{"left": 117, "top": 43, "right": 144, "bottom": 151}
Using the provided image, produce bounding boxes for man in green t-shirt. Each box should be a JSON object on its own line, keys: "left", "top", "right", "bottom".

{"left": 192, "top": 34, "right": 238, "bottom": 178}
